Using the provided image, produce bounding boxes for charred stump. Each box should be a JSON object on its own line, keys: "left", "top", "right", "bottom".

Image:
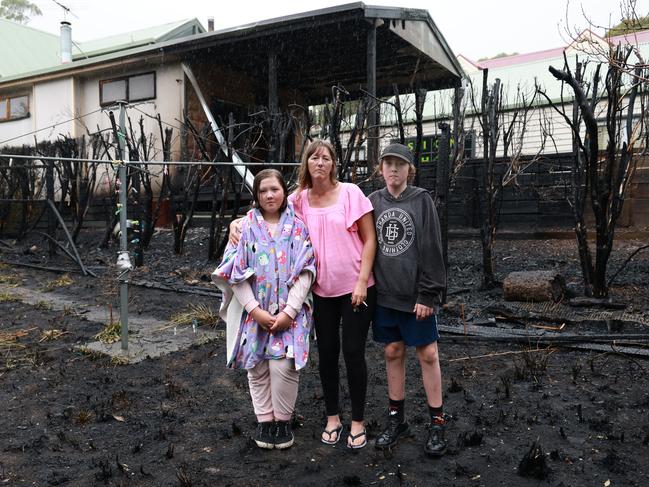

{"left": 503, "top": 271, "right": 566, "bottom": 302}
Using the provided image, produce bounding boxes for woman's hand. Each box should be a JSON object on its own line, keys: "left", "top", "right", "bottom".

{"left": 269, "top": 311, "right": 293, "bottom": 333}
{"left": 351, "top": 279, "right": 368, "bottom": 308}
{"left": 250, "top": 307, "right": 275, "bottom": 330}
{"left": 228, "top": 218, "right": 243, "bottom": 246}
{"left": 353, "top": 212, "right": 376, "bottom": 310}
{"left": 413, "top": 303, "right": 433, "bottom": 321}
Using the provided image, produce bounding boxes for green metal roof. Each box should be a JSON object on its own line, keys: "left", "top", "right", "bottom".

{"left": 0, "top": 19, "right": 60, "bottom": 79}
{"left": 0, "top": 18, "right": 204, "bottom": 80}
{"left": 73, "top": 19, "right": 204, "bottom": 60}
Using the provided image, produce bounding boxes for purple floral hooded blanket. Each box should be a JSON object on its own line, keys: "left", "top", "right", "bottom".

{"left": 214, "top": 203, "right": 316, "bottom": 370}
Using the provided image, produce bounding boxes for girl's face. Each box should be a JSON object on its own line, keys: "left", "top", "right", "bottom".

{"left": 307, "top": 147, "right": 334, "bottom": 182}
{"left": 257, "top": 176, "right": 285, "bottom": 217}
{"left": 381, "top": 156, "right": 410, "bottom": 193}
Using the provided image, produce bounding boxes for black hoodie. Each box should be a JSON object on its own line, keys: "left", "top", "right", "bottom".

{"left": 368, "top": 186, "right": 446, "bottom": 313}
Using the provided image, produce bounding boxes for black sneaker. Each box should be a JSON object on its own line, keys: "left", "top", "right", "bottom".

{"left": 254, "top": 421, "right": 275, "bottom": 450}
{"left": 424, "top": 419, "right": 447, "bottom": 457}
{"left": 274, "top": 420, "right": 294, "bottom": 449}
{"left": 375, "top": 414, "right": 411, "bottom": 450}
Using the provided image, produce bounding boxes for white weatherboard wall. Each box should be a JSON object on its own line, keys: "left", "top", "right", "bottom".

{"left": 75, "top": 63, "right": 184, "bottom": 161}
{"left": 75, "top": 62, "right": 184, "bottom": 195}
{"left": 34, "top": 78, "right": 76, "bottom": 142}
{"left": 0, "top": 78, "right": 75, "bottom": 147}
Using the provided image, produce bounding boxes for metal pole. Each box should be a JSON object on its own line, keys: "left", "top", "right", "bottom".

{"left": 117, "top": 102, "right": 131, "bottom": 352}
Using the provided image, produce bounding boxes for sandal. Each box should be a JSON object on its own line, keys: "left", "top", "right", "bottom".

{"left": 347, "top": 428, "right": 367, "bottom": 449}
{"left": 321, "top": 424, "right": 343, "bottom": 445}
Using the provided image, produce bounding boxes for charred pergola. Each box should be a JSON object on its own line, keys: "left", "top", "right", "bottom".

{"left": 136, "top": 2, "right": 463, "bottom": 166}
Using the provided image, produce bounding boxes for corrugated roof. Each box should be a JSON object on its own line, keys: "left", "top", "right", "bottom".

{"left": 73, "top": 19, "right": 204, "bottom": 60}
{"left": 470, "top": 28, "right": 649, "bottom": 71}
{"left": 0, "top": 3, "right": 463, "bottom": 96}
{"left": 0, "top": 18, "right": 204, "bottom": 79}
{"left": 0, "top": 19, "right": 60, "bottom": 79}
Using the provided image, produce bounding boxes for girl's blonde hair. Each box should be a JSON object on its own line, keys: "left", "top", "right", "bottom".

{"left": 297, "top": 139, "right": 338, "bottom": 190}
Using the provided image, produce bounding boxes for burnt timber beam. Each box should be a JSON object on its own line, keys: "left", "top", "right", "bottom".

{"left": 366, "top": 19, "right": 379, "bottom": 173}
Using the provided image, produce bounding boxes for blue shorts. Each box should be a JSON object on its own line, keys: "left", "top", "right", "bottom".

{"left": 372, "top": 305, "right": 439, "bottom": 347}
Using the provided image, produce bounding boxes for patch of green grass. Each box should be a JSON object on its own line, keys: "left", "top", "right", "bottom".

{"left": 95, "top": 321, "right": 121, "bottom": 344}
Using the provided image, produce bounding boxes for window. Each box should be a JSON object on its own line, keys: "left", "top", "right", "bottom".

{"left": 100, "top": 72, "right": 156, "bottom": 106}
{"left": 0, "top": 94, "right": 29, "bottom": 122}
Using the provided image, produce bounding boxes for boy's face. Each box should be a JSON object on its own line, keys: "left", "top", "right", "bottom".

{"left": 380, "top": 156, "right": 410, "bottom": 192}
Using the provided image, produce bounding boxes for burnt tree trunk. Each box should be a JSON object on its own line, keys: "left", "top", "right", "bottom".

{"left": 478, "top": 70, "right": 501, "bottom": 289}
{"left": 548, "top": 48, "right": 641, "bottom": 298}
{"left": 413, "top": 88, "right": 426, "bottom": 187}
{"left": 435, "top": 122, "right": 451, "bottom": 303}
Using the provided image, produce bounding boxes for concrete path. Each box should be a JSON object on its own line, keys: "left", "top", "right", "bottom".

{"left": 10, "top": 286, "right": 222, "bottom": 364}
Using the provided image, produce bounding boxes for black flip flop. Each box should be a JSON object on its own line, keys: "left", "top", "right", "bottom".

{"left": 347, "top": 429, "right": 367, "bottom": 449}
{"left": 321, "top": 424, "right": 343, "bottom": 445}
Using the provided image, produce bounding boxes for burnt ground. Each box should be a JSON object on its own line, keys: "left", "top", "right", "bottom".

{"left": 1, "top": 227, "right": 649, "bottom": 486}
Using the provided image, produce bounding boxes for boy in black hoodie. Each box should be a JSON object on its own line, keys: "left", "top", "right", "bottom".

{"left": 369, "top": 143, "right": 447, "bottom": 456}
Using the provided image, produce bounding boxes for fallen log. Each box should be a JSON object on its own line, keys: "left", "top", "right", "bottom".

{"left": 568, "top": 297, "right": 627, "bottom": 309}
{"left": 438, "top": 323, "right": 649, "bottom": 358}
{"left": 503, "top": 270, "right": 565, "bottom": 302}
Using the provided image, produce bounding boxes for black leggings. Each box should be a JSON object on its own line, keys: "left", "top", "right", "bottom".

{"left": 313, "top": 286, "right": 376, "bottom": 422}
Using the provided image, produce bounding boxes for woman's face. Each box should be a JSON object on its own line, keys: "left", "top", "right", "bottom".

{"left": 307, "top": 147, "right": 334, "bottom": 183}
{"left": 257, "top": 176, "right": 285, "bottom": 216}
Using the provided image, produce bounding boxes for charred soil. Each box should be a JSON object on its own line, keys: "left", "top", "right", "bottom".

{"left": 1, "top": 228, "right": 648, "bottom": 486}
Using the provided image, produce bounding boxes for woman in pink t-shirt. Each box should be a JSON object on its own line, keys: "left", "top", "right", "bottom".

{"left": 290, "top": 139, "right": 376, "bottom": 449}
{"left": 230, "top": 139, "right": 376, "bottom": 449}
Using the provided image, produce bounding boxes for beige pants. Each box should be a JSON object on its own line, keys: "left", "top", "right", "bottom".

{"left": 247, "top": 359, "right": 299, "bottom": 422}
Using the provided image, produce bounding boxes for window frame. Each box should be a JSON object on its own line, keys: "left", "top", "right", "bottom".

{"left": 99, "top": 71, "right": 156, "bottom": 106}
{"left": 0, "top": 93, "right": 30, "bottom": 123}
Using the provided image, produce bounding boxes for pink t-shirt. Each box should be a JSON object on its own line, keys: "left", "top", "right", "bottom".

{"left": 289, "top": 182, "right": 374, "bottom": 297}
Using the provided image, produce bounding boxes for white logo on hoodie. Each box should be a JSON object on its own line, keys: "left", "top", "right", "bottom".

{"left": 376, "top": 208, "right": 415, "bottom": 256}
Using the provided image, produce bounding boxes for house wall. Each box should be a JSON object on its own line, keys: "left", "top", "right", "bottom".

{"left": 75, "top": 62, "right": 185, "bottom": 160}
{"left": 0, "top": 78, "right": 75, "bottom": 146}
{"left": 1, "top": 63, "right": 185, "bottom": 159}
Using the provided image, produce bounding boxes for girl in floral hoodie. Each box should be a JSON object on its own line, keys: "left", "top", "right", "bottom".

{"left": 213, "top": 169, "right": 316, "bottom": 450}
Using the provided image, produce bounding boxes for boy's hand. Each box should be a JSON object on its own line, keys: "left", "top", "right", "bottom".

{"left": 269, "top": 312, "right": 293, "bottom": 333}
{"left": 229, "top": 218, "right": 243, "bottom": 246}
{"left": 413, "top": 303, "right": 433, "bottom": 321}
{"left": 250, "top": 307, "right": 275, "bottom": 330}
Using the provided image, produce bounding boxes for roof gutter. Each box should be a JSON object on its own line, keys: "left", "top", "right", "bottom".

{"left": 0, "top": 50, "right": 167, "bottom": 91}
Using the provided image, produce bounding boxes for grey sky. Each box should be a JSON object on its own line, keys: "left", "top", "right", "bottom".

{"left": 27, "top": 0, "right": 648, "bottom": 61}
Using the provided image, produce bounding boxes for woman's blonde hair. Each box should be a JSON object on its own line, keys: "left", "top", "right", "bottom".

{"left": 297, "top": 139, "right": 338, "bottom": 190}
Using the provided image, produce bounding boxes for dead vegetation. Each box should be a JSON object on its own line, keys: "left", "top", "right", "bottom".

{"left": 39, "top": 274, "right": 73, "bottom": 292}
{"left": 161, "top": 303, "right": 219, "bottom": 331}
